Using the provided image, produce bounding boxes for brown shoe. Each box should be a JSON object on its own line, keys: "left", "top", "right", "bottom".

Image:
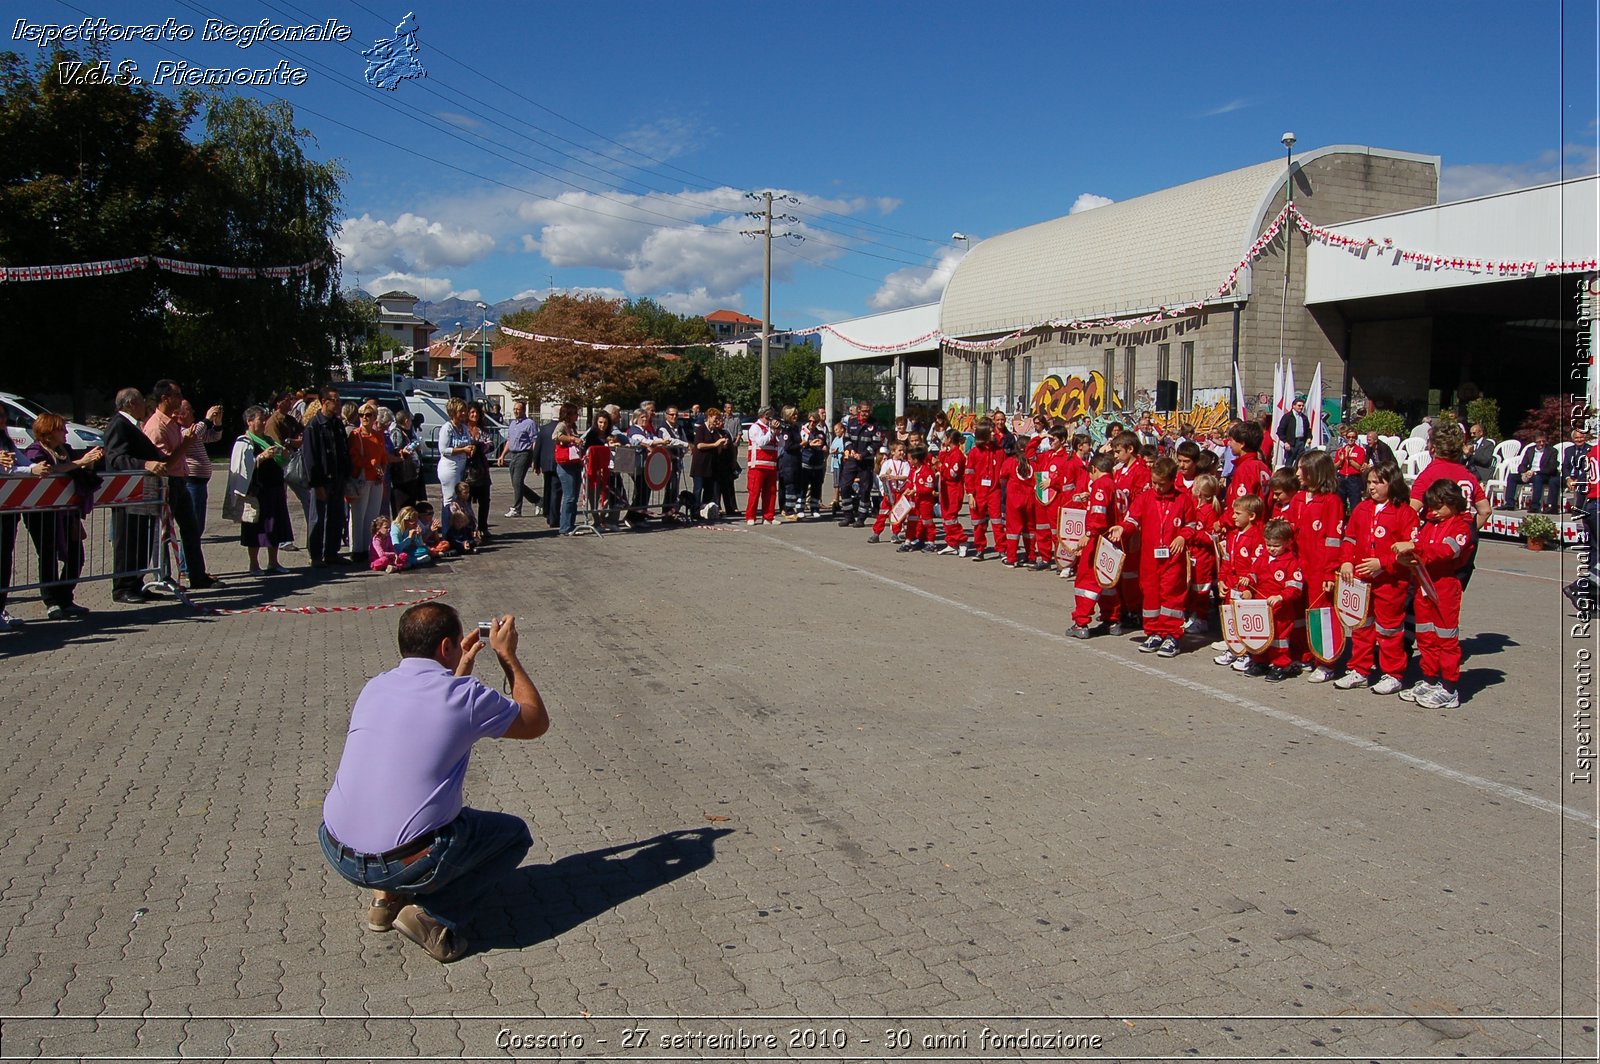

{"left": 367, "top": 892, "right": 411, "bottom": 932}
{"left": 392, "top": 904, "right": 468, "bottom": 962}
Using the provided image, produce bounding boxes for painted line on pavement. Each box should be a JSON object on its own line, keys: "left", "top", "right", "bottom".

{"left": 768, "top": 536, "right": 1596, "bottom": 828}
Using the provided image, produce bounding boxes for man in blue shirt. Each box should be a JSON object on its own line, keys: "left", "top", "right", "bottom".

{"left": 496, "top": 400, "right": 540, "bottom": 518}
{"left": 321, "top": 604, "right": 550, "bottom": 963}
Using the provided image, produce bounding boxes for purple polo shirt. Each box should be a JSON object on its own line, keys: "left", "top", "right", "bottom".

{"left": 322, "top": 656, "right": 520, "bottom": 854}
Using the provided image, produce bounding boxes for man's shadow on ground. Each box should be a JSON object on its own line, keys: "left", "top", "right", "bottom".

{"left": 466, "top": 827, "right": 732, "bottom": 956}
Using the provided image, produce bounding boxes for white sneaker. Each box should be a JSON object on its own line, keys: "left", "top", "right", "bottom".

{"left": 1371, "top": 674, "right": 1404, "bottom": 696}
{"left": 1416, "top": 686, "right": 1460, "bottom": 709}
{"left": 1213, "top": 650, "right": 1237, "bottom": 666}
{"left": 1230, "top": 656, "right": 1253, "bottom": 672}
{"left": 1397, "top": 681, "right": 1437, "bottom": 703}
{"left": 746, "top": 519, "right": 756, "bottom": 526}
{"left": 1210, "top": 640, "right": 1230, "bottom": 652}
{"left": 1333, "top": 671, "right": 1370, "bottom": 690}
{"left": 0, "top": 608, "right": 22, "bottom": 632}
{"left": 937, "top": 546, "right": 957, "bottom": 556}
{"left": 504, "top": 508, "right": 519, "bottom": 518}
{"left": 1305, "top": 666, "right": 1334, "bottom": 684}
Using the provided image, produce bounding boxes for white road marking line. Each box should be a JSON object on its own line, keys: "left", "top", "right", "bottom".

{"left": 1473, "top": 565, "right": 1567, "bottom": 583}
{"left": 770, "top": 537, "right": 1597, "bottom": 828}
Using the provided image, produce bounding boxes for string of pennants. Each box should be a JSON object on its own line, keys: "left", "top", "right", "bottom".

{"left": 0, "top": 255, "right": 328, "bottom": 284}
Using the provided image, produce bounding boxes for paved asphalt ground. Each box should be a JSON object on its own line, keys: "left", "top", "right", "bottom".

{"left": 1, "top": 469, "right": 1596, "bottom": 1062}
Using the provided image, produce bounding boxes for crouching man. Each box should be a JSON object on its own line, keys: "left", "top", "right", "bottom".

{"left": 320, "top": 603, "right": 549, "bottom": 962}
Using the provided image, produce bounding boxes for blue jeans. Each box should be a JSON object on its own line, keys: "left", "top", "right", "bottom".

{"left": 320, "top": 808, "right": 532, "bottom": 921}
{"left": 183, "top": 477, "right": 210, "bottom": 536}
{"left": 556, "top": 463, "right": 580, "bottom": 533}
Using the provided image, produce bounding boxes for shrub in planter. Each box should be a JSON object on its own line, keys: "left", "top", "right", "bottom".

{"left": 1520, "top": 512, "right": 1557, "bottom": 549}
{"left": 1355, "top": 409, "right": 1406, "bottom": 439}
{"left": 1465, "top": 397, "right": 1501, "bottom": 439}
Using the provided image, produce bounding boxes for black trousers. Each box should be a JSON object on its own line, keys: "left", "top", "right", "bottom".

{"left": 308, "top": 491, "right": 347, "bottom": 563}
{"left": 24, "top": 511, "right": 82, "bottom": 607}
{"left": 799, "top": 466, "right": 825, "bottom": 512}
{"left": 541, "top": 468, "right": 561, "bottom": 527}
{"left": 1337, "top": 474, "right": 1363, "bottom": 516}
{"left": 839, "top": 459, "right": 873, "bottom": 519}
{"left": 0, "top": 513, "right": 16, "bottom": 610}
{"left": 779, "top": 459, "right": 801, "bottom": 514}
{"left": 111, "top": 510, "right": 156, "bottom": 595}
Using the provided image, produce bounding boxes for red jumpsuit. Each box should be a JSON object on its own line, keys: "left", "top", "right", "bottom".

{"left": 1218, "top": 523, "right": 1266, "bottom": 602}
{"left": 1035, "top": 451, "right": 1088, "bottom": 566}
{"left": 966, "top": 443, "right": 1004, "bottom": 553}
{"left": 1341, "top": 500, "right": 1420, "bottom": 679}
{"left": 1228, "top": 451, "right": 1272, "bottom": 506}
{"left": 1293, "top": 490, "right": 1346, "bottom": 610}
{"left": 1411, "top": 512, "right": 1474, "bottom": 685}
{"left": 1117, "top": 488, "right": 1200, "bottom": 639}
{"left": 1000, "top": 457, "right": 1037, "bottom": 564}
{"left": 1071, "top": 477, "right": 1119, "bottom": 627}
{"left": 744, "top": 421, "right": 780, "bottom": 522}
{"left": 1242, "top": 546, "right": 1304, "bottom": 668}
{"left": 1112, "top": 459, "right": 1152, "bottom": 625}
{"left": 903, "top": 459, "right": 938, "bottom": 544}
{"left": 938, "top": 444, "right": 966, "bottom": 547}
{"left": 1187, "top": 502, "right": 1223, "bottom": 620}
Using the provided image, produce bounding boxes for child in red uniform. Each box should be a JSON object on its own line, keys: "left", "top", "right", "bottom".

{"left": 1212, "top": 495, "right": 1266, "bottom": 667}
{"left": 1269, "top": 468, "right": 1300, "bottom": 523}
{"left": 1235, "top": 518, "right": 1304, "bottom": 681}
{"left": 1110, "top": 431, "right": 1151, "bottom": 634}
{"left": 1065, "top": 453, "right": 1120, "bottom": 638}
{"left": 966, "top": 423, "right": 1004, "bottom": 561}
{"left": 1294, "top": 451, "right": 1347, "bottom": 682}
{"left": 1227, "top": 420, "right": 1272, "bottom": 506}
{"left": 1393, "top": 481, "right": 1475, "bottom": 708}
{"left": 1334, "top": 461, "right": 1419, "bottom": 695}
{"left": 1175, "top": 440, "right": 1202, "bottom": 494}
{"left": 1187, "top": 472, "right": 1224, "bottom": 634}
{"left": 898, "top": 445, "right": 938, "bottom": 553}
{"left": 868, "top": 442, "right": 911, "bottom": 542}
{"left": 936, "top": 428, "right": 966, "bottom": 554}
{"left": 1000, "top": 448, "right": 1038, "bottom": 568}
{"left": 1107, "top": 456, "right": 1200, "bottom": 657}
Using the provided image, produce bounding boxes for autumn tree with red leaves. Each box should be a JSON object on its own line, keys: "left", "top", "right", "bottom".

{"left": 502, "top": 294, "right": 656, "bottom": 410}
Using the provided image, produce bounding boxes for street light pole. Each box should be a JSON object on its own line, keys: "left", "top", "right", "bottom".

{"left": 1279, "top": 131, "right": 1296, "bottom": 381}
{"left": 760, "top": 190, "right": 773, "bottom": 410}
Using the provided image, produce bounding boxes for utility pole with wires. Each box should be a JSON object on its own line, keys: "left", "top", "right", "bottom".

{"left": 743, "top": 191, "right": 801, "bottom": 409}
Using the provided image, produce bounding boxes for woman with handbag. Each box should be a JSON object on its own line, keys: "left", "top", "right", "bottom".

{"left": 388, "top": 409, "right": 425, "bottom": 513}
{"left": 20, "top": 414, "right": 103, "bottom": 620}
{"left": 228, "top": 405, "right": 293, "bottom": 575}
{"left": 551, "top": 405, "right": 584, "bottom": 535}
{"left": 464, "top": 402, "right": 495, "bottom": 540}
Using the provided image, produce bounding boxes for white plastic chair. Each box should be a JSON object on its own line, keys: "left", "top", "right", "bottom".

{"left": 1378, "top": 435, "right": 1402, "bottom": 456}
{"left": 1493, "top": 438, "right": 1522, "bottom": 467}
{"left": 1402, "top": 451, "right": 1427, "bottom": 483}
{"left": 1486, "top": 456, "right": 1515, "bottom": 509}
{"left": 1408, "top": 423, "right": 1431, "bottom": 440}
{"left": 1398, "top": 437, "right": 1426, "bottom": 460}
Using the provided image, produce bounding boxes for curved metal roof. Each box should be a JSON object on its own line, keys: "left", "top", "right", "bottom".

{"left": 939, "top": 146, "right": 1434, "bottom": 338}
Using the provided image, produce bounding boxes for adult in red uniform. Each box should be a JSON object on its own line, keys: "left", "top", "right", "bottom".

{"left": 744, "top": 407, "right": 780, "bottom": 525}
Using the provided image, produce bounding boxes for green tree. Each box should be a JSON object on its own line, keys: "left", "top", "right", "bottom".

{"left": 0, "top": 50, "right": 348, "bottom": 417}
{"left": 504, "top": 295, "right": 655, "bottom": 410}
{"left": 707, "top": 353, "right": 759, "bottom": 413}
{"left": 769, "top": 342, "right": 822, "bottom": 410}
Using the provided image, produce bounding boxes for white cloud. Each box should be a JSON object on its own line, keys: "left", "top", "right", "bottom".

{"left": 368, "top": 272, "right": 460, "bottom": 302}
{"left": 1440, "top": 143, "right": 1600, "bottom": 201}
{"left": 1068, "top": 193, "right": 1114, "bottom": 215}
{"left": 456, "top": 288, "right": 482, "bottom": 302}
{"left": 658, "top": 288, "right": 735, "bottom": 316}
{"left": 511, "top": 288, "right": 547, "bottom": 300}
{"left": 1204, "top": 98, "right": 1249, "bottom": 116}
{"left": 336, "top": 212, "right": 497, "bottom": 274}
{"left": 867, "top": 246, "right": 967, "bottom": 312}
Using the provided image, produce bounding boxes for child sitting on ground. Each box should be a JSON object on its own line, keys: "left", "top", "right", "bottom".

{"left": 368, "top": 515, "right": 407, "bottom": 572}
{"left": 390, "top": 506, "right": 434, "bottom": 568}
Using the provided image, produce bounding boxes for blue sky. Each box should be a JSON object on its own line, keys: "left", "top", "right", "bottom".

{"left": 14, "top": 0, "right": 1600, "bottom": 328}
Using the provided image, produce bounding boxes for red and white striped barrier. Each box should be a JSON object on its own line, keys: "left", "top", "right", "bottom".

{"left": 173, "top": 585, "right": 449, "bottom": 617}
{"left": 0, "top": 471, "right": 153, "bottom": 512}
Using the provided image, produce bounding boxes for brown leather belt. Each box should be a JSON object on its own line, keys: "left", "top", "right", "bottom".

{"left": 333, "top": 827, "right": 440, "bottom": 866}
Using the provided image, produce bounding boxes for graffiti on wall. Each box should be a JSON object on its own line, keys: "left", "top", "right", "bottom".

{"left": 1149, "top": 396, "right": 1233, "bottom": 439}
{"left": 1030, "top": 371, "right": 1123, "bottom": 421}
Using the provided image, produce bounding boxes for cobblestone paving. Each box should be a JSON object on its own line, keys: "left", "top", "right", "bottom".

{"left": 1, "top": 473, "right": 1595, "bottom": 1061}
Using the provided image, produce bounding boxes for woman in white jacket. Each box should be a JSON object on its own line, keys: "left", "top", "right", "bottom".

{"left": 435, "top": 397, "right": 472, "bottom": 500}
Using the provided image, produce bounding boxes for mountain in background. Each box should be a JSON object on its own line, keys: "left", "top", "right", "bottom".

{"left": 345, "top": 289, "right": 544, "bottom": 330}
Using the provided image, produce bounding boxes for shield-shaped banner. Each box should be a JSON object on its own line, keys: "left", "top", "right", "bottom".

{"left": 1058, "top": 506, "right": 1088, "bottom": 545}
{"left": 1093, "top": 538, "right": 1126, "bottom": 588}
{"left": 1335, "top": 572, "right": 1371, "bottom": 631}
{"left": 1035, "top": 471, "right": 1056, "bottom": 506}
{"left": 1232, "top": 599, "right": 1274, "bottom": 653}
{"left": 889, "top": 492, "right": 914, "bottom": 526}
{"left": 1306, "top": 606, "right": 1347, "bottom": 664}
{"left": 1221, "top": 600, "right": 1247, "bottom": 655}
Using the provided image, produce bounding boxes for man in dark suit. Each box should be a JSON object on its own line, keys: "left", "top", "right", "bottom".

{"left": 535, "top": 408, "right": 561, "bottom": 530}
{"left": 102, "top": 387, "right": 173, "bottom": 603}
{"left": 1564, "top": 427, "right": 1591, "bottom": 509}
{"left": 303, "top": 387, "right": 352, "bottom": 566}
{"left": 1277, "top": 398, "right": 1311, "bottom": 464}
{"left": 1466, "top": 423, "right": 1497, "bottom": 485}
{"left": 1518, "top": 432, "right": 1560, "bottom": 513}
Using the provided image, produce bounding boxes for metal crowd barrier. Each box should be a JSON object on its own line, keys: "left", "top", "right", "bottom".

{"left": 572, "top": 442, "right": 693, "bottom": 536}
{"left": 0, "top": 470, "right": 170, "bottom": 601}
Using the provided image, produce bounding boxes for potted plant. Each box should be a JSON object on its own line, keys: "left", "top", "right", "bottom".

{"left": 1521, "top": 513, "right": 1557, "bottom": 551}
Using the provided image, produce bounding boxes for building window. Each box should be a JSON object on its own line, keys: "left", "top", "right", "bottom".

{"left": 983, "top": 361, "right": 993, "bottom": 411}
{"left": 1156, "top": 344, "right": 1170, "bottom": 387}
{"left": 1005, "top": 357, "right": 1016, "bottom": 413}
{"left": 969, "top": 362, "right": 978, "bottom": 411}
{"left": 1103, "top": 349, "right": 1116, "bottom": 401}
{"left": 1022, "top": 356, "right": 1033, "bottom": 412}
{"left": 1122, "top": 348, "right": 1137, "bottom": 405}
{"left": 1180, "top": 341, "right": 1195, "bottom": 407}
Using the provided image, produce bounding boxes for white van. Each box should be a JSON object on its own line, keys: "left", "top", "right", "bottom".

{"left": 1, "top": 391, "right": 103, "bottom": 451}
